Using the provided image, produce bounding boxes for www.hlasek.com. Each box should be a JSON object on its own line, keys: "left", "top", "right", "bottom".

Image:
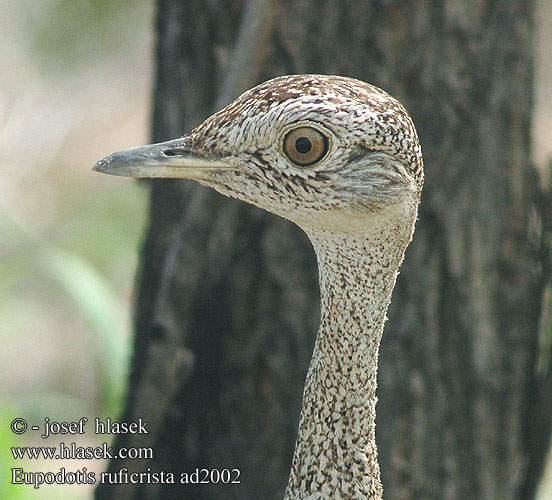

{"left": 9, "top": 416, "right": 240, "bottom": 489}
{"left": 12, "top": 442, "right": 151, "bottom": 460}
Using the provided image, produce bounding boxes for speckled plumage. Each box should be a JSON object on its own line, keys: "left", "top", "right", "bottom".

{"left": 184, "top": 75, "right": 422, "bottom": 224}
{"left": 94, "top": 74, "right": 423, "bottom": 499}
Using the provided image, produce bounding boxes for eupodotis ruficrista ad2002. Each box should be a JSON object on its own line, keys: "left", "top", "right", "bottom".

{"left": 94, "top": 74, "right": 423, "bottom": 499}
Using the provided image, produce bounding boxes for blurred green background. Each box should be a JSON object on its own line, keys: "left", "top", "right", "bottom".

{"left": 0, "top": 1, "right": 550, "bottom": 499}
{"left": 0, "top": 0, "right": 151, "bottom": 498}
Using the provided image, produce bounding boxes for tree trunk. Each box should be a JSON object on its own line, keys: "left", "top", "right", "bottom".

{"left": 95, "top": 1, "right": 551, "bottom": 499}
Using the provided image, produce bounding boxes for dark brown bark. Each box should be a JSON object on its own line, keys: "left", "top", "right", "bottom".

{"left": 95, "top": 1, "right": 551, "bottom": 499}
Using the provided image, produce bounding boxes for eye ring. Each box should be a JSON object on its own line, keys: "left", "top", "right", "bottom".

{"left": 282, "top": 125, "right": 330, "bottom": 167}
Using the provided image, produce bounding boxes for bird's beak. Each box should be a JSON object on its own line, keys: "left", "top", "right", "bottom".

{"left": 92, "top": 138, "right": 233, "bottom": 178}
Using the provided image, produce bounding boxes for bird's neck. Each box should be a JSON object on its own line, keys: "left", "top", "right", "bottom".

{"left": 285, "top": 212, "right": 414, "bottom": 500}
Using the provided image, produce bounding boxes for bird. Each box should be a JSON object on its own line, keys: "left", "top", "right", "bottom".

{"left": 93, "top": 74, "right": 423, "bottom": 499}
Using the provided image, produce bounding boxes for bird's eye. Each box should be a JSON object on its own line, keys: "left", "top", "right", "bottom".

{"left": 282, "top": 126, "right": 329, "bottom": 167}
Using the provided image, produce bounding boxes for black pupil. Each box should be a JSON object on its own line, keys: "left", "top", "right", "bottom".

{"left": 295, "top": 137, "right": 312, "bottom": 154}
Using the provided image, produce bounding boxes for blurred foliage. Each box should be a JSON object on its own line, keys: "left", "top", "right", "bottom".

{"left": 27, "top": 0, "right": 151, "bottom": 69}
{"left": 1, "top": 208, "right": 127, "bottom": 411}
{"left": 0, "top": 0, "right": 150, "bottom": 498}
{"left": 0, "top": 183, "right": 147, "bottom": 412}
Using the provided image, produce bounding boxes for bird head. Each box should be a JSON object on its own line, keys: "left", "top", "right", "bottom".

{"left": 94, "top": 75, "right": 423, "bottom": 232}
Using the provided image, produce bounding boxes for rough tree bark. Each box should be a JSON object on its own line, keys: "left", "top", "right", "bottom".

{"left": 95, "top": 1, "right": 551, "bottom": 499}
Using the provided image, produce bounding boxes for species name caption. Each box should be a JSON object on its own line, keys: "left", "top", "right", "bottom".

{"left": 9, "top": 417, "right": 240, "bottom": 489}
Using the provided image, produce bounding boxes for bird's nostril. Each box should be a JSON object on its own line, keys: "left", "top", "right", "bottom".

{"left": 164, "top": 148, "right": 185, "bottom": 156}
